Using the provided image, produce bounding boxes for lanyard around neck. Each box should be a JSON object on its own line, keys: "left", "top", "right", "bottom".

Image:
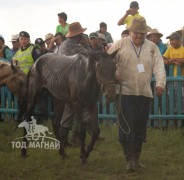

{"left": 130, "top": 40, "right": 143, "bottom": 61}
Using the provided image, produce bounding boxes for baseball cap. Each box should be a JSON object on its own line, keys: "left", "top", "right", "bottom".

{"left": 19, "top": 31, "right": 30, "bottom": 38}
{"left": 166, "top": 32, "right": 181, "bottom": 40}
{"left": 89, "top": 32, "right": 99, "bottom": 39}
{"left": 35, "top": 38, "right": 45, "bottom": 45}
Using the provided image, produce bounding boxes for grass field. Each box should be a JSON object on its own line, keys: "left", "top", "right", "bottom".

{"left": 0, "top": 120, "right": 184, "bottom": 180}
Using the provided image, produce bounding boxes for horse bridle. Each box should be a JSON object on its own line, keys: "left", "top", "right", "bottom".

{"left": 95, "top": 61, "right": 116, "bottom": 91}
{"left": 100, "top": 80, "right": 115, "bottom": 91}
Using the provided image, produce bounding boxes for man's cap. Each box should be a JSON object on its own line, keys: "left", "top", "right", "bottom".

{"left": 146, "top": 29, "right": 163, "bottom": 38}
{"left": 66, "top": 22, "right": 87, "bottom": 38}
{"left": 166, "top": 32, "right": 182, "bottom": 40}
{"left": 35, "top": 38, "right": 45, "bottom": 45}
{"left": 19, "top": 31, "right": 30, "bottom": 38}
{"left": 89, "top": 32, "right": 99, "bottom": 39}
{"left": 130, "top": 1, "right": 139, "bottom": 8}
{"left": 45, "top": 33, "right": 54, "bottom": 41}
{"left": 10, "top": 34, "right": 19, "bottom": 42}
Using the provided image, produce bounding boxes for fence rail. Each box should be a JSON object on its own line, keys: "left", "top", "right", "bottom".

{"left": 1, "top": 66, "right": 184, "bottom": 128}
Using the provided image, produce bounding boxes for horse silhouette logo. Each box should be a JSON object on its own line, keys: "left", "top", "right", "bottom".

{"left": 18, "top": 116, "right": 52, "bottom": 141}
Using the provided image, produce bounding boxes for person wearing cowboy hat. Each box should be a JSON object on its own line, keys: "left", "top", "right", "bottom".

{"left": 57, "top": 22, "right": 87, "bottom": 55}
{"left": 57, "top": 22, "right": 90, "bottom": 146}
{"left": 147, "top": 29, "right": 167, "bottom": 55}
{"left": 10, "top": 34, "right": 20, "bottom": 55}
{"left": 147, "top": 29, "right": 168, "bottom": 128}
{"left": 108, "top": 17, "right": 166, "bottom": 172}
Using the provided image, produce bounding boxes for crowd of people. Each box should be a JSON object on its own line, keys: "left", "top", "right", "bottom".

{"left": 0, "top": 0, "right": 184, "bottom": 173}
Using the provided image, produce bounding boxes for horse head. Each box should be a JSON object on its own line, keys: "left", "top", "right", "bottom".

{"left": 6, "top": 64, "right": 27, "bottom": 102}
{"left": 0, "top": 61, "right": 12, "bottom": 86}
{"left": 93, "top": 50, "right": 118, "bottom": 103}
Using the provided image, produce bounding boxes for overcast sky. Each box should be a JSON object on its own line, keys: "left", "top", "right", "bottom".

{"left": 1, "top": 0, "right": 183, "bottom": 47}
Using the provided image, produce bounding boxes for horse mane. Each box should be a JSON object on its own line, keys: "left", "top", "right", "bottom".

{"left": 0, "top": 60, "right": 10, "bottom": 67}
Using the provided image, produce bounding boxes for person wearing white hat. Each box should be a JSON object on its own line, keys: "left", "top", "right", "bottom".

{"left": 44, "top": 33, "right": 56, "bottom": 52}
{"left": 10, "top": 34, "right": 20, "bottom": 55}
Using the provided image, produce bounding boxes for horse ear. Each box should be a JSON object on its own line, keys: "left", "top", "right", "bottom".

{"left": 109, "top": 48, "right": 119, "bottom": 59}
{"left": 89, "top": 51, "right": 100, "bottom": 62}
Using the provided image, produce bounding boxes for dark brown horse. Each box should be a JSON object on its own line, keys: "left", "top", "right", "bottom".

{"left": 21, "top": 51, "right": 117, "bottom": 163}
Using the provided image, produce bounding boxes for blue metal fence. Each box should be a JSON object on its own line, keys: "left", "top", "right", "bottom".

{"left": 0, "top": 65, "right": 184, "bottom": 127}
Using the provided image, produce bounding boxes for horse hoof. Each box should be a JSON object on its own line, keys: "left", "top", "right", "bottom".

{"left": 21, "top": 149, "right": 27, "bottom": 158}
{"left": 62, "top": 154, "right": 69, "bottom": 159}
{"left": 80, "top": 155, "right": 87, "bottom": 165}
{"left": 59, "top": 149, "right": 69, "bottom": 159}
{"left": 81, "top": 158, "right": 87, "bottom": 165}
{"left": 21, "top": 152, "right": 27, "bottom": 158}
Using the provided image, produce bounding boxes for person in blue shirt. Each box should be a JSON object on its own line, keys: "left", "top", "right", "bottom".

{"left": 147, "top": 29, "right": 167, "bottom": 55}
{"left": 0, "top": 35, "right": 13, "bottom": 63}
{"left": 147, "top": 29, "right": 168, "bottom": 128}
{"left": 0, "top": 35, "right": 14, "bottom": 122}
{"left": 147, "top": 29, "right": 168, "bottom": 74}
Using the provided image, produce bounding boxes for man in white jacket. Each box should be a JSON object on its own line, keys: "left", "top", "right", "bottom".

{"left": 108, "top": 17, "right": 166, "bottom": 172}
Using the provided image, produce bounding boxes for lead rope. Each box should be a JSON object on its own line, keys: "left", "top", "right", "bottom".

{"left": 115, "top": 84, "right": 131, "bottom": 134}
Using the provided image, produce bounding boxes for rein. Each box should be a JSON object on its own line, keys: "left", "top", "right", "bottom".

{"left": 95, "top": 69, "right": 115, "bottom": 91}
{"left": 115, "top": 84, "right": 130, "bottom": 134}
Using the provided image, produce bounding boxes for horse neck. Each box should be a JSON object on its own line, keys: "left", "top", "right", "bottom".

{"left": 82, "top": 58, "right": 100, "bottom": 107}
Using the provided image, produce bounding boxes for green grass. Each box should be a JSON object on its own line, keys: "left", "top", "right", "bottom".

{"left": 0, "top": 120, "right": 184, "bottom": 180}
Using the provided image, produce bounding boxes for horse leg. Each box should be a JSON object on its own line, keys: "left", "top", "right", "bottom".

{"left": 21, "top": 90, "right": 42, "bottom": 157}
{"left": 21, "top": 128, "right": 27, "bottom": 157}
{"left": 85, "top": 106, "right": 100, "bottom": 159}
{"left": 79, "top": 121, "right": 87, "bottom": 164}
{"left": 74, "top": 110, "right": 88, "bottom": 164}
{"left": 52, "top": 99, "right": 64, "bottom": 140}
{"left": 58, "top": 127, "right": 69, "bottom": 158}
{"left": 59, "top": 103, "right": 76, "bottom": 158}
